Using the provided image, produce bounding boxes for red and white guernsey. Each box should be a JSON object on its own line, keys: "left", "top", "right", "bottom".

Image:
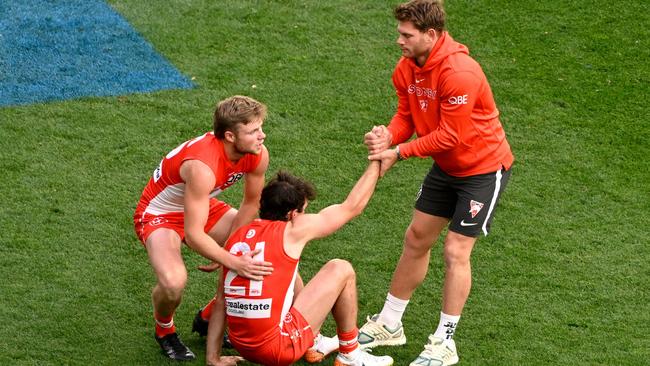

{"left": 135, "top": 132, "right": 263, "bottom": 216}
{"left": 222, "top": 219, "right": 299, "bottom": 349}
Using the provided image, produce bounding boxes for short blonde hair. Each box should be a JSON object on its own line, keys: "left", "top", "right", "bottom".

{"left": 213, "top": 95, "right": 267, "bottom": 139}
{"left": 394, "top": 0, "right": 446, "bottom": 33}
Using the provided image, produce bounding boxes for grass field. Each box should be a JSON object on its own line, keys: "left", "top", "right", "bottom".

{"left": 1, "top": 0, "right": 649, "bottom": 365}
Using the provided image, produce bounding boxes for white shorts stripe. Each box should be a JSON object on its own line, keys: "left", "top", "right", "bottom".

{"left": 481, "top": 169, "right": 503, "bottom": 236}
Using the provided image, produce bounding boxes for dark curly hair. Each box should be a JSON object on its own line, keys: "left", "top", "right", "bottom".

{"left": 259, "top": 171, "right": 316, "bottom": 221}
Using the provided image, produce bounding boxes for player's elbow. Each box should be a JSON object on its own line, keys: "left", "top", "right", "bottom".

{"left": 433, "top": 132, "right": 459, "bottom": 152}
{"left": 183, "top": 229, "right": 201, "bottom": 249}
{"left": 448, "top": 131, "right": 460, "bottom": 146}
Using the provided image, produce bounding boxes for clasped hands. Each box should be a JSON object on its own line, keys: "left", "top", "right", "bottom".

{"left": 364, "top": 125, "right": 397, "bottom": 177}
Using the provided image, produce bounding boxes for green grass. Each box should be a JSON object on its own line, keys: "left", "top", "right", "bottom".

{"left": 1, "top": 0, "right": 649, "bottom": 365}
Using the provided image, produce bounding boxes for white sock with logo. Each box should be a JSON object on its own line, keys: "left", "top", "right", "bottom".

{"left": 377, "top": 293, "right": 409, "bottom": 329}
{"left": 433, "top": 312, "right": 460, "bottom": 342}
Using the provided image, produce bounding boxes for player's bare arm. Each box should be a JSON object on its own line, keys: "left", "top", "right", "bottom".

{"left": 229, "top": 145, "right": 269, "bottom": 234}
{"left": 368, "top": 147, "right": 399, "bottom": 177}
{"left": 286, "top": 161, "right": 381, "bottom": 250}
{"left": 181, "top": 159, "right": 272, "bottom": 280}
{"left": 205, "top": 285, "right": 244, "bottom": 366}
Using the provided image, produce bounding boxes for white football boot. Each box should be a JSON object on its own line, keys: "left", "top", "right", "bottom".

{"left": 409, "top": 335, "right": 459, "bottom": 366}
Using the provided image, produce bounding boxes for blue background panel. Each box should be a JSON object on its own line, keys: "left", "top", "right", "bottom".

{"left": 0, "top": 0, "right": 193, "bottom": 107}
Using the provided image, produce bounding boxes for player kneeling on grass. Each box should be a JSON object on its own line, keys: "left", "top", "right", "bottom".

{"left": 133, "top": 96, "right": 273, "bottom": 361}
{"left": 206, "top": 161, "right": 393, "bottom": 366}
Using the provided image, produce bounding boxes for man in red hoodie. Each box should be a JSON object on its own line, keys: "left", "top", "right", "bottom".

{"left": 360, "top": 1, "right": 514, "bottom": 365}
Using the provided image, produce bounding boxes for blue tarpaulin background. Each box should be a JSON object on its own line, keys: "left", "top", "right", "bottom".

{"left": 0, "top": 0, "right": 193, "bottom": 107}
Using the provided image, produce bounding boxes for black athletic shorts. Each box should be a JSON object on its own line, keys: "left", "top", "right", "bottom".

{"left": 415, "top": 164, "right": 511, "bottom": 237}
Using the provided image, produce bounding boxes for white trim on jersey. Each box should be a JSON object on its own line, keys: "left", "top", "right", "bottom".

{"left": 481, "top": 169, "right": 503, "bottom": 236}
{"left": 277, "top": 266, "right": 299, "bottom": 330}
{"left": 145, "top": 183, "right": 186, "bottom": 215}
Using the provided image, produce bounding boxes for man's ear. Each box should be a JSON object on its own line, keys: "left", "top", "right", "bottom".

{"left": 287, "top": 209, "right": 299, "bottom": 221}
{"left": 426, "top": 28, "right": 439, "bottom": 43}
{"left": 224, "top": 130, "right": 236, "bottom": 143}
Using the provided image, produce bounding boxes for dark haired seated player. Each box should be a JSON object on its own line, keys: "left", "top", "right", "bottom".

{"left": 206, "top": 162, "right": 394, "bottom": 366}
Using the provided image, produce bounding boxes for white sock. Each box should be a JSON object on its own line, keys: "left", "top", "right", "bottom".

{"left": 311, "top": 333, "right": 322, "bottom": 349}
{"left": 377, "top": 293, "right": 409, "bottom": 329}
{"left": 341, "top": 347, "right": 361, "bottom": 360}
{"left": 433, "top": 312, "right": 460, "bottom": 341}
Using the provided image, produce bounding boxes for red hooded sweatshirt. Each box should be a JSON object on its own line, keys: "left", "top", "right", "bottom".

{"left": 388, "top": 32, "right": 514, "bottom": 177}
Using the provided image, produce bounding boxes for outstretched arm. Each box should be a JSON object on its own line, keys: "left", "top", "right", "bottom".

{"left": 287, "top": 161, "right": 381, "bottom": 244}
{"left": 368, "top": 146, "right": 400, "bottom": 177}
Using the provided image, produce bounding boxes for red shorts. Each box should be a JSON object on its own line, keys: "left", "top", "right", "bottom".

{"left": 133, "top": 198, "right": 231, "bottom": 245}
{"left": 231, "top": 307, "right": 315, "bottom": 366}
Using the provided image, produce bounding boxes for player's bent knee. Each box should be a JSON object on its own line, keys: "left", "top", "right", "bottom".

{"left": 403, "top": 230, "right": 433, "bottom": 257}
{"left": 325, "top": 258, "right": 355, "bottom": 279}
{"left": 155, "top": 284, "right": 185, "bottom": 302}
{"left": 405, "top": 224, "right": 435, "bottom": 243}
{"left": 443, "top": 245, "right": 472, "bottom": 267}
{"left": 443, "top": 234, "right": 475, "bottom": 266}
{"left": 157, "top": 271, "right": 188, "bottom": 296}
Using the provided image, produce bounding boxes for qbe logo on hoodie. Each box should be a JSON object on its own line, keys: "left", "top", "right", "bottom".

{"left": 448, "top": 94, "right": 468, "bottom": 105}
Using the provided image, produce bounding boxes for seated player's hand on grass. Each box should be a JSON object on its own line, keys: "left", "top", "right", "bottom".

{"left": 207, "top": 355, "right": 244, "bottom": 366}
{"left": 198, "top": 261, "right": 222, "bottom": 273}
{"left": 232, "top": 248, "right": 273, "bottom": 281}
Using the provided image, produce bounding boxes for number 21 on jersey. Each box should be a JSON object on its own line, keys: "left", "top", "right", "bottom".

{"left": 224, "top": 241, "right": 266, "bottom": 297}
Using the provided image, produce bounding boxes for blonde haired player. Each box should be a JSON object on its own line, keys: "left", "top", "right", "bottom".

{"left": 134, "top": 96, "right": 274, "bottom": 360}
